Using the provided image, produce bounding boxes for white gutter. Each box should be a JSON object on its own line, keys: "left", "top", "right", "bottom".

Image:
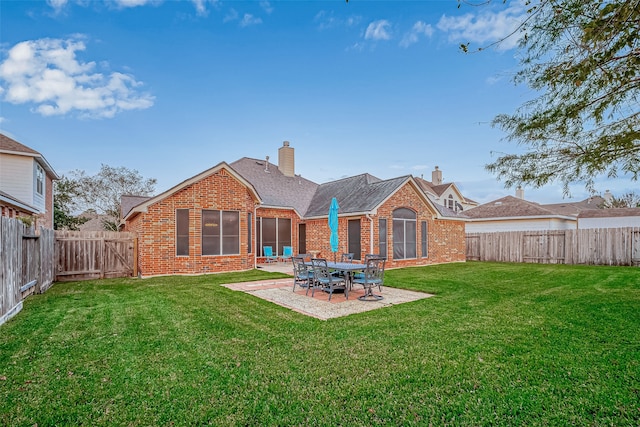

{"left": 366, "top": 214, "right": 374, "bottom": 254}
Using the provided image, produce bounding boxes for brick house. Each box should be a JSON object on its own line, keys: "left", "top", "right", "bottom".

{"left": 0, "top": 133, "right": 59, "bottom": 228}
{"left": 122, "top": 141, "right": 467, "bottom": 277}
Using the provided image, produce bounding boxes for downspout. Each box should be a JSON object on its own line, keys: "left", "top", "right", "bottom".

{"left": 254, "top": 203, "right": 258, "bottom": 268}
{"left": 366, "top": 214, "right": 374, "bottom": 254}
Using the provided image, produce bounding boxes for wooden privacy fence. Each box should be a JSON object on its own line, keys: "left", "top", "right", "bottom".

{"left": 1, "top": 216, "right": 55, "bottom": 326}
{"left": 55, "top": 231, "right": 137, "bottom": 281}
{"left": 466, "top": 227, "right": 640, "bottom": 266}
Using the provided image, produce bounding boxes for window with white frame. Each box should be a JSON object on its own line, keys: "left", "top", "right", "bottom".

{"left": 392, "top": 208, "right": 416, "bottom": 260}
{"left": 36, "top": 164, "right": 44, "bottom": 196}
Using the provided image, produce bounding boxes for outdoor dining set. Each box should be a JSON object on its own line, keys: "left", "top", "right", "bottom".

{"left": 290, "top": 253, "right": 387, "bottom": 302}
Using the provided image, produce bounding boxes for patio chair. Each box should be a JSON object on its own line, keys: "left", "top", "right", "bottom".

{"left": 340, "top": 253, "right": 354, "bottom": 263}
{"left": 292, "top": 256, "right": 313, "bottom": 292}
{"left": 310, "top": 258, "right": 348, "bottom": 301}
{"left": 353, "top": 254, "right": 383, "bottom": 280}
{"left": 263, "top": 246, "right": 278, "bottom": 264}
{"left": 352, "top": 257, "right": 386, "bottom": 301}
{"left": 296, "top": 253, "right": 311, "bottom": 262}
{"left": 280, "top": 245, "right": 293, "bottom": 263}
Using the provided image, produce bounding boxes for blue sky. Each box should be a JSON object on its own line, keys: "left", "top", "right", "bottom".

{"left": 0, "top": 0, "right": 634, "bottom": 205}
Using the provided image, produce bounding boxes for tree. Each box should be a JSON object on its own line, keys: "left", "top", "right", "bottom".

{"left": 478, "top": 0, "right": 639, "bottom": 195}
{"left": 70, "top": 164, "right": 156, "bottom": 231}
{"left": 53, "top": 175, "right": 88, "bottom": 230}
{"left": 601, "top": 191, "right": 640, "bottom": 208}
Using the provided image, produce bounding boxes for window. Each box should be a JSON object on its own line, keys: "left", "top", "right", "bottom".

{"left": 35, "top": 164, "right": 44, "bottom": 196}
{"left": 393, "top": 208, "right": 416, "bottom": 260}
{"left": 202, "top": 210, "right": 240, "bottom": 256}
{"left": 447, "top": 195, "right": 454, "bottom": 210}
{"left": 378, "top": 218, "right": 387, "bottom": 258}
{"left": 421, "top": 221, "right": 428, "bottom": 258}
{"left": 257, "top": 217, "right": 291, "bottom": 256}
{"left": 176, "top": 209, "right": 190, "bottom": 256}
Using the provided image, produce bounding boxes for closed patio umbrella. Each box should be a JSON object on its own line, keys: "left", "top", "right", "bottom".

{"left": 328, "top": 197, "right": 339, "bottom": 263}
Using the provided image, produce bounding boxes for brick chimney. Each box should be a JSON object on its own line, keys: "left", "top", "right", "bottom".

{"left": 432, "top": 166, "right": 442, "bottom": 185}
{"left": 278, "top": 141, "right": 295, "bottom": 177}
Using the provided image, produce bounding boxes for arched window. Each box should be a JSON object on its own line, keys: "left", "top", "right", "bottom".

{"left": 393, "top": 208, "right": 416, "bottom": 260}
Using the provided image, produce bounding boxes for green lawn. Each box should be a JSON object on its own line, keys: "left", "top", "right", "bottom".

{"left": 1, "top": 262, "right": 639, "bottom": 426}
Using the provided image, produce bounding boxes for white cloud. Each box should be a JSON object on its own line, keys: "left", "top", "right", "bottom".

{"left": 315, "top": 10, "right": 360, "bottom": 31}
{"left": 364, "top": 20, "right": 391, "bottom": 41}
{"left": 260, "top": 1, "right": 273, "bottom": 14}
{"left": 400, "top": 21, "right": 434, "bottom": 48}
{"left": 190, "top": 0, "right": 220, "bottom": 16}
{"left": 240, "top": 13, "right": 262, "bottom": 27}
{"left": 223, "top": 8, "right": 238, "bottom": 23}
{"left": 437, "top": 2, "right": 526, "bottom": 51}
{"left": 46, "top": 0, "right": 68, "bottom": 13}
{"left": 113, "top": 0, "right": 154, "bottom": 7}
{"left": 0, "top": 37, "right": 154, "bottom": 118}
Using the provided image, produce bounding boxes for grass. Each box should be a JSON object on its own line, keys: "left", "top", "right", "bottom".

{"left": 1, "top": 262, "right": 639, "bottom": 426}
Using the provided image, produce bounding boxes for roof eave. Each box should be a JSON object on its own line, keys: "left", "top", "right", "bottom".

{"left": 0, "top": 193, "right": 40, "bottom": 214}
{"left": 124, "top": 162, "right": 262, "bottom": 221}
{"left": 1, "top": 149, "right": 60, "bottom": 180}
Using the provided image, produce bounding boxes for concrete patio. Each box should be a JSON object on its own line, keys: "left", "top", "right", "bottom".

{"left": 222, "top": 262, "right": 434, "bottom": 320}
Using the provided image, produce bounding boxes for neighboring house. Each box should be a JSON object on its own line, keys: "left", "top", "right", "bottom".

{"left": 464, "top": 194, "right": 605, "bottom": 232}
{"left": 76, "top": 210, "right": 117, "bottom": 231}
{"left": 578, "top": 208, "right": 640, "bottom": 229}
{"left": 415, "top": 166, "right": 478, "bottom": 213}
{"left": 122, "top": 141, "right": 467, "bottom": 277}
{"left": 0, "top": 133, "right": 59, "bottom": 228}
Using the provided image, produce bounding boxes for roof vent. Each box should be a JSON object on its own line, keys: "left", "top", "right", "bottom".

{"left": 264, "top": 156, "right": 270, "bottom": 173}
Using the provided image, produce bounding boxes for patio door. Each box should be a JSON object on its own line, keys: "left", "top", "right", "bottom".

{"left": 348, "top": 219, "right": 361, "bottom": 260}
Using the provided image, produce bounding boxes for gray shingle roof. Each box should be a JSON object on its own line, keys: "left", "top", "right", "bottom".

{"left": 124, "top": 156, "right": 460, "bottom": 221}
{"left": 121, "top": 195, "right": 152, "bottom": 218}
{"left": 465, "top": 196, "right": 562, "bottom": 218}
{"left": 578, "top": 207, "right": 640, "bottom": 218}
{"left": 466, "top": 195, "right": 607, "bottom": 219}
{"left": 230, "top": 157, "right": 318, "bottom": 216}
{"left": 542, "top": 196, "right": 604, "bottom": 216}
{"left": 305, "top": 174, "right": 412, "bottom": 217}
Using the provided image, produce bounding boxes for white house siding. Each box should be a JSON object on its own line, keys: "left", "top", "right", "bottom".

{"left": 466, "top": 217, "right": 577, "bottom": 233}
{"left": 579, "top": 217, "right": 640, "bottom": 229}
{"left": 0, "top": 154, "right": 34, "bottom": 206}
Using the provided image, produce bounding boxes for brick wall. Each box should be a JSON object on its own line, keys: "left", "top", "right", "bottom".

{"left": 255, "top": 207, "right": 301, "bottom": 257}
{"left": 304, "top": 181, "right": 465, "bottom": 268}
{"left": 125, "top": 174, "right": 466, "bottom": 276}
{"left": 124, "top": 168, "right": 257, "bottom": 277}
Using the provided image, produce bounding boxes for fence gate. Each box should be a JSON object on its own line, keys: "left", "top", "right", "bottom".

{"left": 21, "top": 232, "right": 40, "bottom": 298}
{"left": 55, "top": 231, "right": 136, "bottom": 281}
{"left": 466, "top": 234, "right": 480, "bottom": 260}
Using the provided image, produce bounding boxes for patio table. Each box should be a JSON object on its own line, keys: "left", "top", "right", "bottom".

{"left": 305, "top": 261, "right": 366, "bottom": 293}
{"left": 325, "top": 261, "right": 366, "bottom": 291}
